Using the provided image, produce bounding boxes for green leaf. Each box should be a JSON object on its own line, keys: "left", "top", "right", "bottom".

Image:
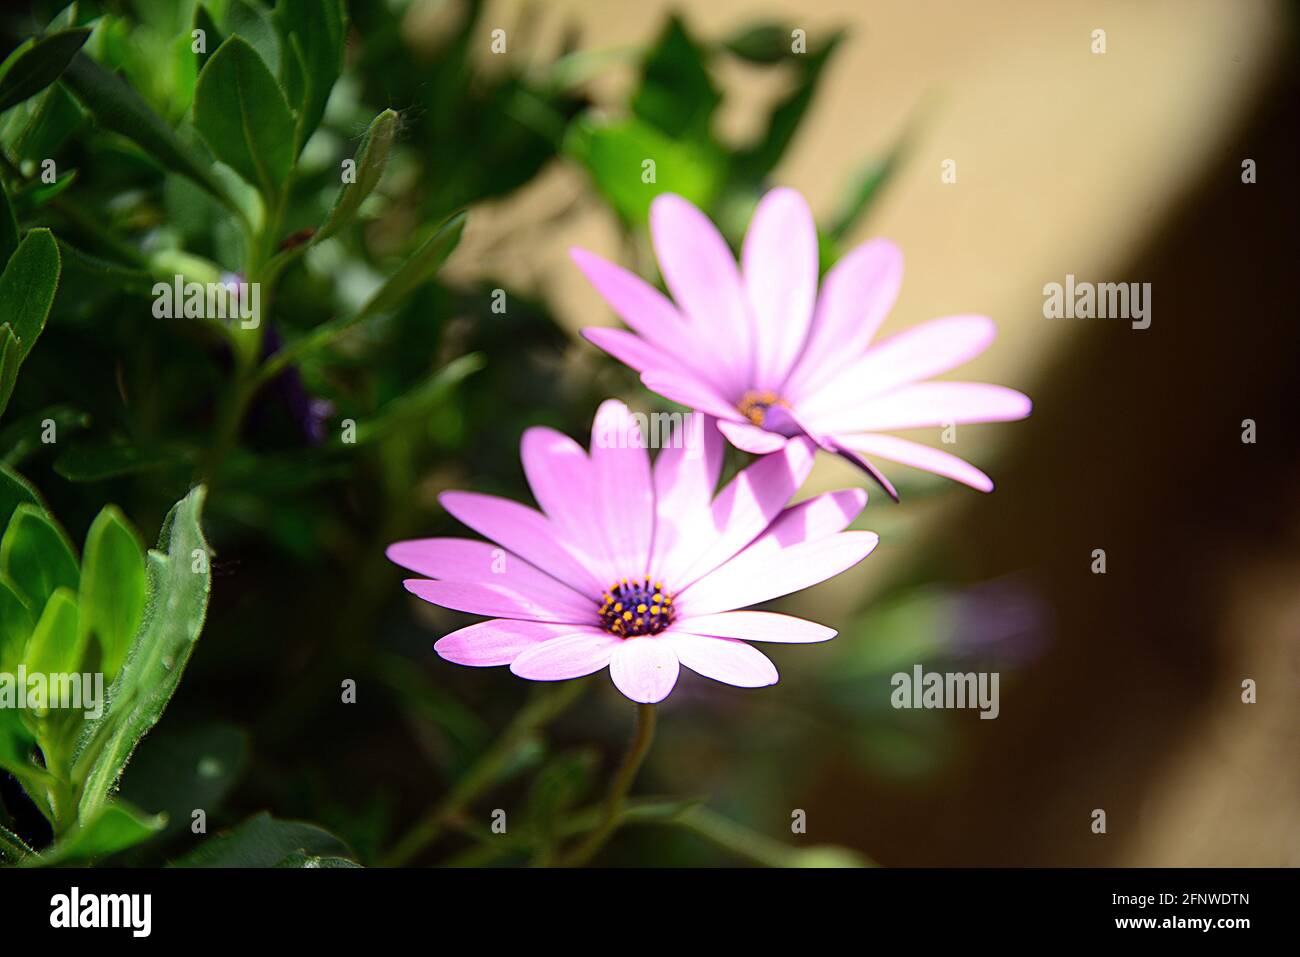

{"left": 192, "top": 4, "right": 224, "bottom": 71}
{"left": 79, "top": 506, "right": 147, "bottom": 681}
{"left": 61, "top": 53, "right": 238, "bottom": 212}
{"left": 275, "top": 0, "right": 346, "bottom": 147}
{"left": 22, "top": 586, "right": 81, "bottom": 678}
{"left": 0, "top": 576, "right": 34, "bottom": 671}
{"left": 0, "top": 465, "right": 40, "bottom": 532}
{"left": 171, "top": 812, "right": 356, "bottom": 868}
{"left": 53, "top": 440, "right": 191, "bottom": 482}
{"left": 226, "top": 0, "right": 281, "bottom": 77}
{"left": 527, "top": 749, "right": 597, "bottom": 851}
{"left": 723, "top": 23, "right": 795, "bottom": 64}
{"left": 0, "top": 821, "right": 33, "bottom": 863}
{"left": 565, "top": 116, "right": 723, "bottom": 225}
{"left": 0, "top": 327, "right": 19, "bottom": 420}
{"left": 116, "top": 723, "right": 248, "bottom": 840}
{"left": 358, "top": 210, "right": 466, "bottom": 318}
{"left": 0, "top": 180, "right": 17, "bottom": 268}
{"left": 313, "top": 108, "right": 397, "bottom": 244}
{"left": 0, "top": 503, "right": 79, "bottom": 613}
{"left": 632, "top": 16, "right": 719, "bottom": 142}
{"left": 193, "top": 36, "right": 295, "bottom": 199}
{"left": 0, "top": 227, "right": 61, "bottom": 366}
{"left": 0, "top": 28, "right": 91, "bottom": 114}
{"left": 350, "top": 353, "right": 484, "bottom": 445}
{"left": 7, "top": 169, "right": 77, "bottom": 217}
{"left": 72, "top": 487, "right": 211, "bottom": 823}
{"left": 12, "top": 83, "right": 85, "bottom": 164}
{"left": 28, "top": 801, "right": 165, "bottom": 866}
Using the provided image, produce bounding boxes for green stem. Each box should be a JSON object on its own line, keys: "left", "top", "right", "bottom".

{"left": 381, "top": 680, "right": 588, "bottom": 867}
{"left": 559, "top": 702, "right": 657, "bottom": 866}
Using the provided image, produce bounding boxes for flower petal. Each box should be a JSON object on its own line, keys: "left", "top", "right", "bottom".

{"left": 674, "top": 437, "right": 817, "bottom": 588}
{"left": 581, "top": 326, "right": 676, "bottom": 378}
{"left": 798, "top": 315, "right": 997, "bottom": 418}
{"left": 664, "top": 632, "right": 778, "bottom": 687}
{"left": 440, "top": 490, "right": 603, "bottom": 595}
{"left": 405, "top": 579, "right": 593, "bottom": 623}
{"left": 650, "top": 414, "right": 724, "bottom": 582}
{"left": 743, "top": 187, "right": 818, "bottom": 389}
{"left": 717, "top": 418, "right": 789, "bottom": 454}
{"left": 387, "top": 538, "right": 594, "bottom": 617}
{"left": 590, "top": 400, "right": 654, "bottom": 575}
{"left": 641, "top": 369, "right": 744, "bottom": 422}
{"left": 671, "top": 611, "right": 836, "bottom": 643}
{"left": 510, "top": 631, "right": 620, "bottom": 680}
{"left": 435, "top": 619, "right": 585, "bottom": 666}
{"left": 784, "top": 238, "right": 903, "bottom": 397}
{"left": 609, "top": 638, "right": 680, "bottom": 703}
{"left": 520, "top": 427, "right": 615, "bottom": 582}
{"left": 814, "top": 381, "right": 1033, "bottom": 433}
{"left": 679, "top": 530, "right": 879, "bottom": 616}
{"left": 835, "top": 432, "right": 994, "bottom": 492}
{"left": 650, "top": 193, "right": 752, "bottom": 394}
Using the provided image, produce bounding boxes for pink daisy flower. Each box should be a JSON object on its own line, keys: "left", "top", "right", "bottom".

{"left": 387, "top": 401, "right": 878, "bottom": 704}
{"left": 571, "top": 188, "right": 1033, "bottom": 498}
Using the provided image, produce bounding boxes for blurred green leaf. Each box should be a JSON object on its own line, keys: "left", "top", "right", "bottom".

{"left": 0, "top": 465, "right": 40, "bottom": 531}
{"left": 78, "top": 506, "right": 147, "bottom": 680}
{"left": 358, "top": 210, "right": 466, "bottom": 318}
{"left": 193, "top": 37, "right": 295, "bottom": 200}
{"left": 275, "top": 0, "right": 347, "bottom": 148}
{"left": 351, "top": 352, "right": 484, "bottom": 445}
{"left": 192, "top": 4, "right": 224, "bottom": 72}
{"left": 0, "top": 28, "right": 92, "bottom": 114}
{"left": 73, "top": 487, "right": 211, "bottom": 824}
{"left": 0, "top": 227, "right": 60, "bottom": 362}
{"left": 632, "top": 16, "right": 719, "bottom": 142}
{"left": 565, "top": 116, "right": 723, "bottom": 224}
{"left": 527, "top": 749, "right": 597, "bottom": 852}
{"left": 53, "top": 441, "right": 192, "bottom": 482}
{"left": 7, "top": 170, "right": 77, "bottom": 217}
{"left": 0, "top": 503, "right": 79, "bottom": 613}
{"left": 723, "top": 23, "right": 794, "bottom": 64}
{"left": 12, "top": 83, "right": 85, "bottom": 163}
{"left": 0, "top": 822, "right": 33, "bottom": 864}
{"left": 117, "top": 723, "right": 249, "bottom": 840}
{"left": 0, "top": 576, "right": 35, "bottom": 671}
{"left": 0, "top": 180, "right": 17, "bottom": 267}
{"left": 313, "top": 108, "right": 397, "bottom": 244}
{"left": 226, "top": 0, "right": 282, "bottom": 77}
{"left": 61, "top": 53, "right": 238, "bottom": 212}
{"left": 172, "top": 812, "right": 356, "bottom": 867}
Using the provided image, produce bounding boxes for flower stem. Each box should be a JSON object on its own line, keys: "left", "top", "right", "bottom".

{"left": 559, "top": 702, "right": 657, "bottom": 866}
{"left": 381, "top": 680, "right": 587, "bottom": 867}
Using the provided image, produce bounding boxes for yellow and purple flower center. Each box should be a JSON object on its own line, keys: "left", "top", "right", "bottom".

{"left": 737, "top": 389, "right": 787, "bottom": 427}
{"left": 599, "top": 577, "right": 675, "bottom": 638}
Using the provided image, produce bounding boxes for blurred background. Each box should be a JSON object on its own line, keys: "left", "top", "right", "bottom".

{"left": 2, "top": 0, "right": 1297, "bottom": 865}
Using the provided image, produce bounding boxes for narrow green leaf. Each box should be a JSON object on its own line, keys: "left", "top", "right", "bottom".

{"left": 171, "top": 812, "right": 356, "bottom": 868}
{"left": 193, "top": 36, "right": 294, "bottom": 200}
{"left": 79, "top": 506, "right": 147, "bottom": 681}
{"left": 0, "top": 576, "right": 35, "bottom": 671}
{"left": 349, "top": 353, "right": 484, "bottom": 445}
{"left": 359, "top": 211, "right": 466, "bottom": 318}
{"left": 53, "top": 440, "right": 191, "bottom": 482}
{"left": 61, "top": 53, "right": 237, "bottom": 212}
{"left": 0, "top": 821, "right": 34, "bottom": 864}
{"left": 0, "top": 28, "right": 91, "bottom": 114}
{"left": 72, "top": 487, "right": 211, "bottom": 823}
{"left": 0, "top": 228, "right": 60, "bottom": 366}
{"left": 313, "top": 108, "right": 397, "bottom": 244}
{"left": 27, "top": 801, "right": 165, "bottom": 866}
{"left": 0, "top": 503, "right": 79, "bottom": 613}
{"left": 0, "top": 465, "right": 40, "bottom": 531}
{"left": 21, "top": 586, "right": 80, "bottom": 678}
{"left": 0, "top": 325, "right": 20, "bottom": 421}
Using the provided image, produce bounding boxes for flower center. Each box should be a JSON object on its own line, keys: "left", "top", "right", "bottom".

{"left": 598, "top": 577, "right": 675, "bottom": 638}
{"left": 737, "top": 390, "right": 787, "bottom": 426}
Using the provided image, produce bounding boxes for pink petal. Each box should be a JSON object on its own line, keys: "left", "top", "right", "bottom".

{"left": 589, "top": 400, "right": 653, "bottom": 575}
{"left": 664, "top": 632, "right": 778, "bottom": 687}
{"left": 670, "top": 611, "right": 836, "bottom": 643}
{"left": 640, "top": 369, "right": 743, "bottom": 422}
{"left": 520, "top": 427, "right": 615, "bottom": 582}
{"left": 435, "top": 619, "right": 583, "bottom": 666}
{"left": 716, "top": 418, "right": 788, "bottom": 454}
{"left": 828, "top": 440, "right": 900, "bottom": 502}
{"left": 758, "top": 488, "right": 868, "bottom": 552}
{"left": 835, "top": 432, "right": 994, "bottom": 492}
{"left": 581, "top": 326, "right": 676, "bottom": 378}
{"left": 814, "top": 382, "right": 1033, "bottom": 433}
{"left": 387, "top": 538, "right": 593, "bottom": 617}
{"left": 405, "top": 579, "right": 594, "bottom": 623}
{"left": 510, "top": 631, "right": 620, "bottom": 680}
{"left": 650, "top": 194, "right": 752, "bottom": 395}
{"left": 798, "top": 315, "right": 997, "bottom": 418}
{"left": 650, "top": 414, "right": 724, "bottom": 582}
{"left": 609, "top": 638, "right": 680, "bottom": 703}
{"left": 743, "top": 188, "right": 818, "bottom": 390}
{"left": 784, "top": 238, "right": 903, "bottom": 397}
{"left": 679, "top": 530, "right": 880, "bottom": 616}
{"left": 674, "top": 437, "right": 817, "bottom": 588}
{"left": 440, "top": 491, "right": 603, "bottom": 596}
